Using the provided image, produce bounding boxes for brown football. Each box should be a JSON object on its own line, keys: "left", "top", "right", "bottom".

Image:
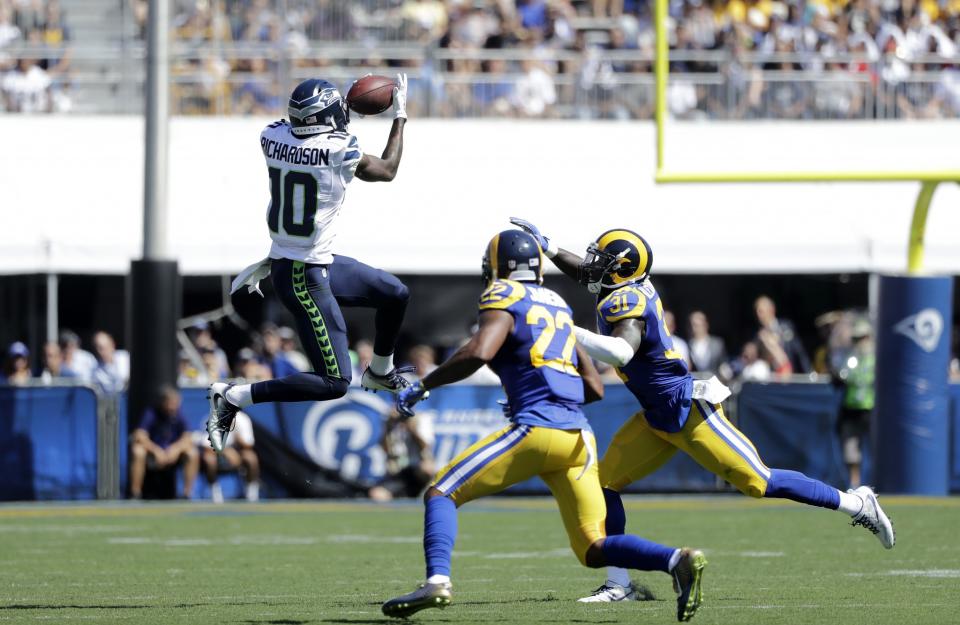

{"left": 346, "top": 75, "right": 395, "bottom": 115}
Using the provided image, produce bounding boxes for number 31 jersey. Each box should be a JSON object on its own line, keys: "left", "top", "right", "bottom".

{"left": 260, "top": 120, "right": 363, "bottom": 265}
{"left": 595, "top": 279, "right": 693, "bottom": 433}
{"left": 479, "top": 279, "right": 589, "bottom": 431}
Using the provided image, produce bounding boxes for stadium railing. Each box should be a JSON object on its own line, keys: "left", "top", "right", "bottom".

{"left": 2, "top": 41, "right": 955, "bottom": 119}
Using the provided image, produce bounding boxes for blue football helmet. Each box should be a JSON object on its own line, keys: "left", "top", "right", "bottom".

{"left": 579, "top": 228, "right": 653, "bottom": 294}
{"left": 288, "top": 78, "right": 349, "bottom": 137}
{"left": 482, "top": 229, "right": 544, "bottom": 285}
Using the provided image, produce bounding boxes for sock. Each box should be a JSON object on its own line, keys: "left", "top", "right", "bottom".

{"left": 602, "top": 487, "right": 626, "bottom": 535}
{"left": 764, "top": 468, "right": 841, "bottom": 510}
{"left": 427, "top": 574, "right": 450, "bottom": 585}
{"left": 601, "top": 534, "right": 676, "bottom": 573}
{"left": 245, "top": 481, "right": 260, "bottom": 502}
{"left": 601, "top": 488, "right": 631, "bottom": 587}
{"left": 210, "top": 482, "right": 223, "bottom": 504}
{"left": 370, "top": 352, "right": 394, "bottom": 376}
{"left": 667, "top": 548, "right": 682, "bottom": 572}
{"left": 225, "top": 384, "right": 253, "bottom": 408}
{"left": 837, "top": 489, "right": 864, "bottom": 516}
{"left": 424, "top": 496, "right": 457, "bottom": 578}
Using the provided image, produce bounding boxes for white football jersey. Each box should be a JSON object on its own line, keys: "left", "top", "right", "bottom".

{"left": 259, "top": 120, "right": 363, "bottom": 265}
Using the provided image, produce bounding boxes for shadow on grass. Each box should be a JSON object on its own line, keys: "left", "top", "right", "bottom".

{"left": 240, "top": 620, "right": 312, "bottom": 625}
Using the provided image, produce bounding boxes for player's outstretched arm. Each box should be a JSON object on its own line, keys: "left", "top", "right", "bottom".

{"left": 421, "top": 310, "right": 513, "bottom": 391}
{"left": 575, "top": 344, "right": 604, "bottom": 404}
{"left": 356, "top": 74, "right": 407, "bottom": 182}
{"left": 509, "top": 217, "right": 581, "bottom": 281}
{"left": 574, "top": 318, "right": 645, "bottom": 368}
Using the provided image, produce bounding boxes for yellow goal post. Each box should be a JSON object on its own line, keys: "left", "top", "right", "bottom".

{"left": 652, "top": 0, "right": 959, "bottom": 273}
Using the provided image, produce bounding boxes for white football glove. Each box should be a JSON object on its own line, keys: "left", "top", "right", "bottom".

{"left": 393, "top": 73, "right": 408, "bottom": 120}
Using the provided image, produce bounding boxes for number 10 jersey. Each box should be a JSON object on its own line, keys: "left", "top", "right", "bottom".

{"left": 259, "top": 120, "right": 363, "bottom": 265}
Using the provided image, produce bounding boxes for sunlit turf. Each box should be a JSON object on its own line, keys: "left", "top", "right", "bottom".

{"left": 0, "top": 496, "right": 957, "bottom": 625}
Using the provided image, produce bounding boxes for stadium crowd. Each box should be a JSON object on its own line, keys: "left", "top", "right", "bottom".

{"left": 154, "top": 0, "right": 960, "bottom": 118}
{"left": 2, "top": 0, "right": 959, "bottom": 117}
{"left": 0, "top": 0, "right": 71, "bottom": 112}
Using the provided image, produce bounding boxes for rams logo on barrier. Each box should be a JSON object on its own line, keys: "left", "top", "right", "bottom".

{"left": 302, "top": 391, "right": 387, "bottom": 482}
{"left": 894, "top": 308, "right": 944, "bottom": 353}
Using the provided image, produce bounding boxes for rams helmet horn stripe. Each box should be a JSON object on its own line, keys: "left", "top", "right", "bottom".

{"left": 482, "top": 229, "right": 543, "bottom": 285}
{"left": 596, "top": 229, "right": 652, "bottom": 285}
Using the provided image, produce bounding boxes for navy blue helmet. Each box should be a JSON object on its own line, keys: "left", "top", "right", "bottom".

{"left": 288, "top": 79, "right": 349, "bottom": 137}
{"left": 482, "top": 229, "right": 544, "bottom": 285}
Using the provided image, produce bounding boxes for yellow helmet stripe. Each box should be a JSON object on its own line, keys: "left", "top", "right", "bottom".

{"left": 596, "top": 229, "right": 649, "bottom": 284}
{"left": 488, "top": 233, "right": 500, "bottom": 277}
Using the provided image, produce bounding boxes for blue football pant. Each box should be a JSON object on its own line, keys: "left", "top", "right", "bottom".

{"left": 250, "top": 256, "right": 408, "bottom": 403}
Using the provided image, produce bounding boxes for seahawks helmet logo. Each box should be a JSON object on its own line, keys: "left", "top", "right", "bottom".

{"left": 894, "top": 308, "right": 944, "bottom": 353}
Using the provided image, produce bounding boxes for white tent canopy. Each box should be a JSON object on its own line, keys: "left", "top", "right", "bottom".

{"left": 3, "top": 117, "right": 959, "bottom": 275}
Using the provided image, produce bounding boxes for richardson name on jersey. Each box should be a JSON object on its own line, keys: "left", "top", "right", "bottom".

{"left": 260, "top": 137, "right": 330, "bottom": 166}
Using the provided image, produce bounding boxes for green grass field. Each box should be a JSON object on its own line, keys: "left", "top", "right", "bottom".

{"left": 0, "top": 496, "right": 957, "bottom": 625}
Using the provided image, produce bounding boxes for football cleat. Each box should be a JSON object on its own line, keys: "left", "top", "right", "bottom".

{"left": 671, "top": 548, "right": 707, "bottom": 622}
{"left": 849, "top": 486, "right": 895, "bottom": 549}
{"left": 206, "top": 382, "right": 239, "bottom": 453}
{"left": 382, "top": 582, "right": 452, "bottom": 618}
{"left": 577, "top": 581, "right": 652, "bottom": 602}
{"left": 361, "top": 365, "right": 414, "bottom": 393}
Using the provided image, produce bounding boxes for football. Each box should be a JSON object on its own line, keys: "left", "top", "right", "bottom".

{"left": 346, "top": 75, "right": 395, "bottom": 115}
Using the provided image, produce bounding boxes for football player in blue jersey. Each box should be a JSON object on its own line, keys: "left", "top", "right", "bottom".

{"left": 510, "top": 218, "right": 896, "bottom": 603}
{"left": 381, "top": 229, "right": 707, "bottom": 622}
{"left": 205, "top": 76, "right": 414, "bottom": 452}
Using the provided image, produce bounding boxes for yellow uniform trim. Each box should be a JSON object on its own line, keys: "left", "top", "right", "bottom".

{"left": 597, "top": 230, "right": 650, "bottom": 285}
{"left": 479, "top": 279, "right": 526, "bottom": 311}
{"left": 599, "top": 402, "right": 770, "bottom": 498}
{"left": 432, "top": 425, "right": 606, "bottom": 565}
{"left": 597, "top": 286, "right": 647, "bottom": 322}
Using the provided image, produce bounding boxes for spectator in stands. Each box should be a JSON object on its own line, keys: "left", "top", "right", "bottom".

{"left": 260, "top": 322, "right": 299, "bottom": 378}
{"left": 235, "top": 347, "right": 270, "bottom": 381}
{"left": 734, "top": 340, "right": 771, "bottom": 382}
{"left": 663, "top": 310, "right": 690, "bottom": 368}
{"left": 200, "top": 410, "right": 260, "bottom": 503}
{"left": 2, "top": 55, "right": 51, "bottom": 112}
{"left": 513, "top": 57, "right": 557, "bottom": 117}
{"left": 278, "top": 326, "right": 310, "bottom": 372}
{"left": 39, "top": 341, "right": 71, "bottom": 383}
{"left": 408, "top": 344, "right": 437, "bottom": 379}
{"left": 368, "top": 410, "right": 436, "bottom": 502}
{"left": 187, "top": 321, "right": 229, "bottom": 378}
{"left": 59, "top": 330, "right": 96, "bottom": 382}
{"left": 129, "top": 385, "right": 200, "bottom": 499}
{"left": 91, "top": 330, "right": 130, "bottom": 394}
{"left": 177, "top": 349, "right": 205, "bottom": 387}
{"left": 831, "top": 318, "right": 875, "bottom": 489}
{"left": 688, "top": 311, "right": 728, "bottom": 376}
{"left": 2, "top": 341, "right": 31, "bottom": 385}
{"left": 754, "top": 295, "right": 810, "bottom": 374}
{"left": 351, "top": 338, "right": 374, "bottom": 384}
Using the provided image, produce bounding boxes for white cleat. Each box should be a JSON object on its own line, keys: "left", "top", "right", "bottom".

{"left": 206, "top": 382, "right": 238, "bottom": 453}
{"left": 849, "top": 486, "right": 896, "bottom": 549}
{"left": 577, "top": 581, "right": 647, "bottom": 602}
{"left": 360, "top": 366, "right": 414, "bottom": 393}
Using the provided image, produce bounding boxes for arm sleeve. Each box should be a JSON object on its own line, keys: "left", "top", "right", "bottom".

{"left": 573, "top": 325, "right": 636, "bottom": 368}
{"left": 340, "top": 135, "right": 364, "bottom": 185}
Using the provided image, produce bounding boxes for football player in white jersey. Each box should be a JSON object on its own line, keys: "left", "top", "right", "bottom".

{"left": 205, "top": 75, "right": 412, "bottom": 452}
